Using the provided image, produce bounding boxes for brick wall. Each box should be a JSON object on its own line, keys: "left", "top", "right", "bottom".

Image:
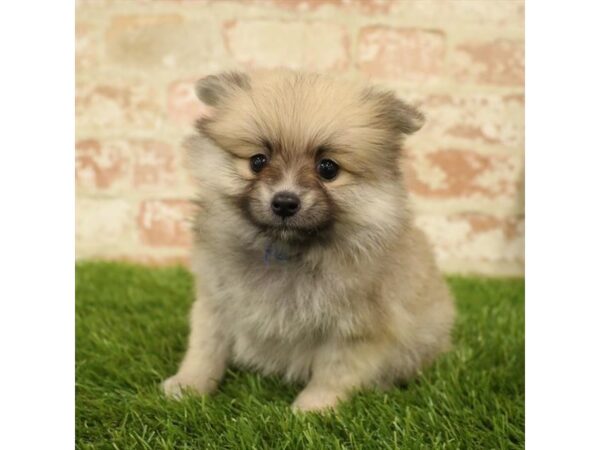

{"left": 75, "top": 0, "right": 524, "bottom": 276}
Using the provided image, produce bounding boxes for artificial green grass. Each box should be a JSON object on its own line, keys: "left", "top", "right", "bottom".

{"left": 76, "top": 261, "right": 524, "bottom": 449}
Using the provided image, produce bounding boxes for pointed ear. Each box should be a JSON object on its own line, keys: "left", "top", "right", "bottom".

{"left": 365, "top": 88, "right": 425, "bottom": 135}
{"left": 195, "top": 71, "right": 251, "bottom": 107}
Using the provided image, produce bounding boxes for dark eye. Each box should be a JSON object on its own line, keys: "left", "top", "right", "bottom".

{"left": 250, "top": 154, "right": 268, "bottom": 173}
{"left": 316, "top": 158, "right": 339, "bottom": 181}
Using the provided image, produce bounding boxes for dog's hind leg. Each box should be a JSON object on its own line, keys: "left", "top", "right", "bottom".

{"left": 291, "top": 337, "right": 391, "bottom": 412}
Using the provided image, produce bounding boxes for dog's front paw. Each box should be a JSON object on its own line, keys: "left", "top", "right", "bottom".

{"left": 161, "top": 374, "right": 215, "bottom": 399}
{"left": 161, "top": 375, "right": 188, "bottom": 399}
{"left": 291, "top": 387, "right": 342, "bottom": 413}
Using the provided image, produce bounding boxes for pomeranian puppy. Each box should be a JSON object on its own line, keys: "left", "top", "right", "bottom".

{"left": 162, "top": 70, "right": 455, "bottom": 412}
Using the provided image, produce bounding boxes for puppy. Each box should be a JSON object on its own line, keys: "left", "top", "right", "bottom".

{"left": 163, "top": 70, "right": 455, "bottom": 412}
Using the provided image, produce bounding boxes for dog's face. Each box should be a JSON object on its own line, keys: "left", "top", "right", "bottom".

{"left": 188, "top": 71, "right": 424, "bottom": 245}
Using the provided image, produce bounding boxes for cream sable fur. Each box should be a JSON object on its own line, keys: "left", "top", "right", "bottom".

{"left": 162, "top": 70, "right": 455, "bottom": 412}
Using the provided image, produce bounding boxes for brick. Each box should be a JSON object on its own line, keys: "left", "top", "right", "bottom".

{"left": 76, "top": 81, "right": 163, "bottom": 130}
{"left": 261, "top": 0, "right": 524, "bottom": 26}
{"left": 76, "top": 139, "right": 178, "bottom": 191}
{"left": 405, "top": 148, "right": 521, "bottom": 201}
{"left": 415, "top": 213, "right": 524, "bottom": 264}
{"left": 260, "top": 0, "right": 523, "bottom": 24}
{"left": 439, "top": 0, "right": 524, "bottom": 26}
{"left": 77, "top": 0, "right": 119, "bottom": 5}
{"left": 107, "top": 14, "right": 225, "bottom": 70}
{"left": 256, "top": 0, "right": 394, "bottom": 13}
{"left": 133, "top": 141, "right": 178, "bottom": 188}
{"left": 137, "top": 200, "right": 193, "bottom": 247}
{"left": 76, "top": 139, "right": 130, "bottom": 190}
{"left": 357, "top": 26, "right": 446, "bottom": 80}
{"left": 416, "top": 93, "right": 525, "bottom": 148}
{"left": 223, "top": 20, "right": 350, "bottom": 71}
{"left": 354, "top": 0, "right": 396, "bottom": 14}
{"left": 450, "top": 39, "right": 524, "bottom": 86}
{"left": 167, "top": 79, "right": 211, "bottom": 126}
{"left": 75, "top": 21, "right": 97, "bottom": 72}
{"left": 76, "top": 198, "right": 134, "bottom": 248}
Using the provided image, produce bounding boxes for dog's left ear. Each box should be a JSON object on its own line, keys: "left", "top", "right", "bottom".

{"left": 195, "top": 71, "right": 251, "bottom": 107}
{"left": 365, "top": 89, "right": 425, "bottom": 135}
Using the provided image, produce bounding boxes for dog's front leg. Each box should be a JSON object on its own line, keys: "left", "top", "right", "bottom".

{"left": 162, "top": 293, "right": 229, "bottom": 399}
{"left": 292, "top": 338, "right": 390, "bottom": 412}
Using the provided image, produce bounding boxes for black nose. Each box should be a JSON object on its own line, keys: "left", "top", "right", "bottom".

{"left": 271, "top": 191, "right": 301, "bottom": 218}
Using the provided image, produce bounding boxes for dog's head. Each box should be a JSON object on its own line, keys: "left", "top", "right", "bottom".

{"left": 187, "top": 70, "right": 424, "bottom": 245}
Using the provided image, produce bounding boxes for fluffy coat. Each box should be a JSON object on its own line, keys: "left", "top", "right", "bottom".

{"left": 162, "top": 70, "right": 455, "bottom": 412}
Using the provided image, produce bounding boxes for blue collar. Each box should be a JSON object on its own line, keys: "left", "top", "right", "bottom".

{"left": 263, "top": 242, "right": 294, "bottom": 265}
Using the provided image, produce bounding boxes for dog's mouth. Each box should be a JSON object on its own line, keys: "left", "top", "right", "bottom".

{"left": 256, "top": 220, "right": 332, "bottom": 244}
{"left": 236, "top": 196, "right": 334, "bottom": 244}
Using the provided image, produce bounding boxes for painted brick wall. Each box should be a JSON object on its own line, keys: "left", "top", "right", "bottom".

{"left": 76, "top": 0, "right": 524, "bottom": 276}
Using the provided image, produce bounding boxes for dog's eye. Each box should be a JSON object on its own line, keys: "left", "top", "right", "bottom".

{"left": 316, "top": 159, "right": 339, "bottom": 181}
{"left": 250, "top": 154, "right": 268, "bottom": 173}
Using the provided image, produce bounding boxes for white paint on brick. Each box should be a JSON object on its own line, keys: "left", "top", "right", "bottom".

{"left": 225, "top": 20, "right": 349, "bottom": 70}
{"left": 415, "top": 215, "right": 524, "bottom": 264}
{"left": 76, "top": 198, "right": 135, "bottom": 248}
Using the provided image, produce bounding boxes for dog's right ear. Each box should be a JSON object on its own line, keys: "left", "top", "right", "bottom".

{"left": 195, "top": 71, "right": 251, "bottom": 107}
